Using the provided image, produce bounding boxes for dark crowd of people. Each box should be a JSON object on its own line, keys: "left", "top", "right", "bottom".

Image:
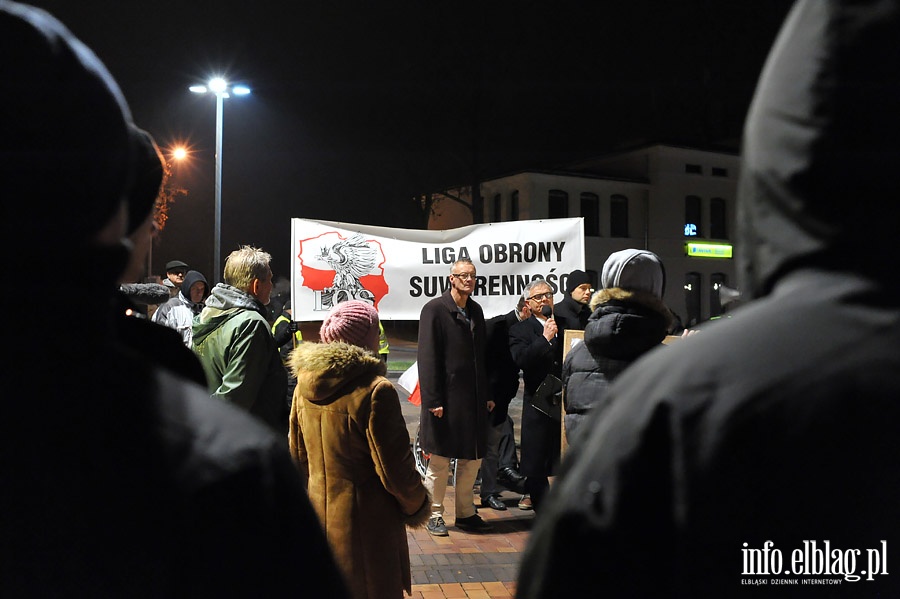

{"left": 4, "top": 0, "right": 899, "bottom": 598}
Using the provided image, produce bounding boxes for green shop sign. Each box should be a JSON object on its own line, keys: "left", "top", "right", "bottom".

{"left": 685, "top": 242, "right": 733, "bottom": 259}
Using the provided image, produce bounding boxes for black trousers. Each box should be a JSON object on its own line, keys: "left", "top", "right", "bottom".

{"left": 479, "top": 415, "right": 519, "bottom": 498}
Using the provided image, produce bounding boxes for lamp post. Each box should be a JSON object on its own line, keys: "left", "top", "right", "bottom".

{"left": 189, "top": 77, "right": 250, "bottom": 284}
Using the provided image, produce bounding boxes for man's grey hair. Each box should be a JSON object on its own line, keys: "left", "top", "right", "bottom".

{"left": 449, "top": 258, "right": 475, "bottom": 273}
{"left": 523, "top": 278, "right": 550, "bottom": 298}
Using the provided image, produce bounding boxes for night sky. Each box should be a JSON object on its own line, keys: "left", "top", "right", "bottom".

{"left": 26, "top": 0, "right": 793, "bottom": 281}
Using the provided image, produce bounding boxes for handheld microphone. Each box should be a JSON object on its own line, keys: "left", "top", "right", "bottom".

{"left": 540, "top": 305, "right": 557, "bottom": 340}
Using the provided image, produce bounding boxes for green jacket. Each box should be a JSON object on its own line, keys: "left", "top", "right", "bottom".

{"left": 192, "top": 283, "right": 288, "bottom": 433}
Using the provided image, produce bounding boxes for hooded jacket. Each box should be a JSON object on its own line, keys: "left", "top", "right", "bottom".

{"left": 152, "top": 270, "right": 208, "bottom": 347}
{"left": 1, "top": 5, "right": 346, "bottom": 596}
{"left": 518, "top": 2, "right": 900, "bottom": 597}
{"left": 192, "top": 283, "right": 288, "bottom": 433}
{"left": 561, "top": 288, "right": 670, "bottom": 443}
{"left": 289, "top": 342, "right": 429, "bottom": 599}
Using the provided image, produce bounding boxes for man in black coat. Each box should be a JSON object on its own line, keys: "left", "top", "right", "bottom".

{"left": 479, "top": 296, "right": 529, "bottom": 510}
{"left": 553, "top": 269, "right": 593, "bottom": 333}
{"left": 508, "top": 278, "right": 563, "bottom": 513}
{"left": 517, "top": 1, "right": 900, "bottom": 597}
{"left": 417, "top": 258, "right": 492, "bottom": 535}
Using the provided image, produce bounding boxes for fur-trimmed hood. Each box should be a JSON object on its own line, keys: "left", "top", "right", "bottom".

{"left": 288, "top": 339, "right": 430, "bottom": 597}
{"left": 289, "top": 341, "right": 386, "bottom": 403}
{"left": 584, "top": 287, "right": 672, "bottom": 361}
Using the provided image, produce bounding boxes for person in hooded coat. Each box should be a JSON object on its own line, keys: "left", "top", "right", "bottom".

{"left": 516, "top": 1, "right": 900, "bottom": 597}
{"left": 152, "top": 269, "right": 210, "bottom": 347}
{"left": 289, "top": 300, "right": 430, "bottom": 599}
{"left": 0, "top": 4, "right": 349, "bottom": 596}
{"left": 561, "top": 249, "right": 672, "bottom": 444}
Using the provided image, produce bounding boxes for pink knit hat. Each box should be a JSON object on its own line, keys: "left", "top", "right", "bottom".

{"left": 319, "top": 300, "right": 380, "bottom": 351}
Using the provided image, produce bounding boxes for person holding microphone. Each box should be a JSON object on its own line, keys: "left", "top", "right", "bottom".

{"left": 508, "top": 279, "right": 563, "bottom": 513}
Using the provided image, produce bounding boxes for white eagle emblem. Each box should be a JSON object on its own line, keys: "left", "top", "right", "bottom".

{"left": 317, "top": 233, "right": 378, "bottom": 292}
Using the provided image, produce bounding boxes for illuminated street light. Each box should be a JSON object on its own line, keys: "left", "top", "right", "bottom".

{"left": 146, "top": 143, "right": 189, "bottom": 281}
{"left": 189, "top": 76, "right": 250, "bottom": 284}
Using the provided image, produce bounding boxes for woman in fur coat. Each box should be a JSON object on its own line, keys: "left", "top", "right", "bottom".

{"left": 561, "top": 249, "right": 673, "bottom": 444}
{"left": 289, "top": 300, "right": 430, "bottom": 599}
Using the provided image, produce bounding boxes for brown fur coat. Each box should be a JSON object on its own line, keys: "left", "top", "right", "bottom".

{"left": 289, "top": 341, "right": 429, "bottom": 599}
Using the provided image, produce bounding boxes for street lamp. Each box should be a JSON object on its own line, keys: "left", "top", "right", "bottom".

{"left": 189, "top": 77, "right": 250, "bottom": 284}
{"left": 146, "top": 145, "right": 188, "bottom": 281}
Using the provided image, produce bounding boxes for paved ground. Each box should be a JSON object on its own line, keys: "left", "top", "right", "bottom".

{"left": 385, "top": 336, "right": 531, "bottom": 599}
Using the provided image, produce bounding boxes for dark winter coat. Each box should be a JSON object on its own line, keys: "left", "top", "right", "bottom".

{"left": 112, "top": 290, "right": 208, "bottom": 387}
{"left": 508, "top": 314, "right": 562, "bottom": 477}
{"left": 289, "top": 342, "right": 429, "bottom": 599}
{"left": 5, "top": 275, "right": 349, "bottom": 598}
{"left": 517, "top": 2, "right": 900, "bottom": 597}
{"left": 561, "top": 288, "right": 670, "bottom": 442}
{"left": 552, "top": 294, "right": 590, "bottom": 333}
{"left": 484, "top": 309, "right": 521, "bottom": 425}
{"left": 416, "top": 290, "right": 490, "bottom": 459}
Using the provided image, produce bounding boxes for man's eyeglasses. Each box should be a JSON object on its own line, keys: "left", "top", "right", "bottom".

{"left": 451, "top": 273, "right": 476, "bottom": 281}
{"left": 528, "top": 291, "right": 554, "bottom": 301}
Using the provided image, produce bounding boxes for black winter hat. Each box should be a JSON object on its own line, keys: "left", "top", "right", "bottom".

{"left": 565, "top": 269, "right": 592, "bottom": 294}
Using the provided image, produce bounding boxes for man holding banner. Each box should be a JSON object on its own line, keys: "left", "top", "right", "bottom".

{"left": 417, "top": 259, "right": 493, "bottom": 536}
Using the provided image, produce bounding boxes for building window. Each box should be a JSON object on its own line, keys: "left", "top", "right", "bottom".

{"left": 710, "top": 197, "right": 727, "bottom": 239}
{"left": 685, "top": 195, "right": 702, "bottom": 237}
{"left": 610, "top": 194, "right": 628, "bottom": 237}
{"left": 684, "top": 271, "right": 702, "bottom": 327}
{"left": 711, "top": 167, "right": 728, "bottom": 177}
{"left": 685, "top": 163, "right": 703, "bottom": 174}
{"left": 580, "top": 192, "right": 599, "bottom": 236}
{"left": 710, "top": 272, "right": 727, "bottom": 319}
{"left": 492, "top": 194, "right": 502, "bottom": 222}
{"left": 511, "top": 190, "right": 519, "bottom": 220}
{"left": 548, "top": 190, "right": 568, "bottom": 219}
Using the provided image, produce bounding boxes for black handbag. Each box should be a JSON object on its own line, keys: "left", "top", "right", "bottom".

{"left": 530, "top": 374, "right": 562, "bottom": 422}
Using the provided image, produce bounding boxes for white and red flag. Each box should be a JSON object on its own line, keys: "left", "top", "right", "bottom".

{"left": 397, "top": 362, "right": 421, "bottom": 407}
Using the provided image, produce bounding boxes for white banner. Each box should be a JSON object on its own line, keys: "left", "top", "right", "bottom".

{"left": 289, "top": 217, "right": 585, "bottom": 321}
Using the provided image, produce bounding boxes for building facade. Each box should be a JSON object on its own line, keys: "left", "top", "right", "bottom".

{"left": 428, "top": 143, "right": 741, "bottom": 326}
